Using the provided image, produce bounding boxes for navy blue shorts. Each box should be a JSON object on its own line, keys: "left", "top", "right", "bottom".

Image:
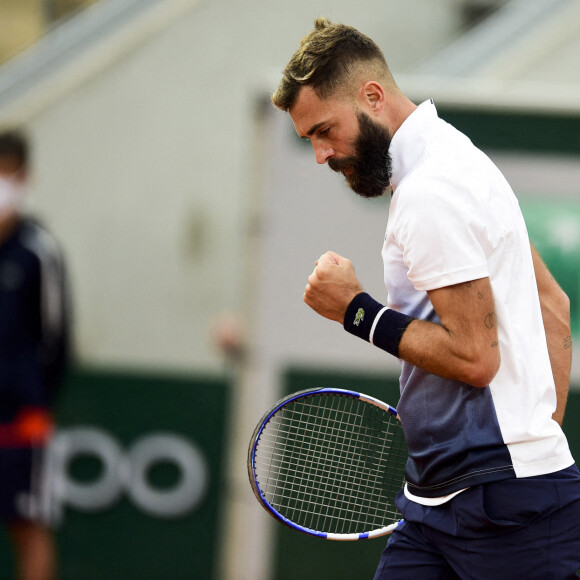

{"left": 374, "top": 465, "right": 580, "bottom": 580}
{"left": 0, "top": 446, "right": 48, "bottom": 523}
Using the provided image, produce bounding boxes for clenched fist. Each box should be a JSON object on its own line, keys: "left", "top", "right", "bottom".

{"left": 303, "top": 251, "right": 364, "bottom": 324}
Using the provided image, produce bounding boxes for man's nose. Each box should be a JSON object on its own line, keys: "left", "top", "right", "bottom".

{"left": 313, "top": 143, "right": 334, "bottom": 165}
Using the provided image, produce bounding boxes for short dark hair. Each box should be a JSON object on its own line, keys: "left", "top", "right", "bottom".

{"left": 0, "top": 129, "right": 29, "bottom": 171}
{"left": 272, "top": 17, "right": 393, "bottom": 111}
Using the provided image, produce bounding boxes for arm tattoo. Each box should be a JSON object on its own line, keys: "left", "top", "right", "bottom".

{"left": 564, "top": 335, "right": 572, "bottom": 350}
{"left": 484, "top": 312, "right": 496, "bottom": 329}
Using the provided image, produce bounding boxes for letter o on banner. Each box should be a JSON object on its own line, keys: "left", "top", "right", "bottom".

{"left": 124, "top": 433, "right": 209, "bottom": 517}
{"left": 51, "top": 427, "right": 125, "bottom": 512}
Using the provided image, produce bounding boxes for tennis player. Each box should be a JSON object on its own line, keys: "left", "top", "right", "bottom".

{"left": 272, "top": 18, "right": 580, "bottom": 579}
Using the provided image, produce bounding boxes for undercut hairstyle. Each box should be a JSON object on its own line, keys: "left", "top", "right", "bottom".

{"left": 272, "top": 17, "right": 396, "bottom": 111}
{"left": 0, "top": 129, "right": 29, "bottom": 171}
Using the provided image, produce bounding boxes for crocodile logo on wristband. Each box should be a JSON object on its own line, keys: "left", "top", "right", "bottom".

{"left": 354, "top": 308, "right": 365, "bottom": 326}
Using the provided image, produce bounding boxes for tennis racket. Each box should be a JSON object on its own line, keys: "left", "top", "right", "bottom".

{"left": 247, "top": 387, "right": 407, "bottom": 540}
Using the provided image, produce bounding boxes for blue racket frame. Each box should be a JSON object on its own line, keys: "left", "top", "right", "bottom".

{"left": 247, "top": 387, "right": 406, "bottom": 540}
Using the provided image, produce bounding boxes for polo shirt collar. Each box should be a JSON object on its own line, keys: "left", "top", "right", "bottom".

{"left": 389, "top": 98, "right": 438, "bottom": 190}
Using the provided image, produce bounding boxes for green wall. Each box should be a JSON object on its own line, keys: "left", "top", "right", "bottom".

{"left": 437, "top": 108, "right": 580, "bottom": 154}
{"left": 0, "top": 368, "right": 230, "bottom": 580}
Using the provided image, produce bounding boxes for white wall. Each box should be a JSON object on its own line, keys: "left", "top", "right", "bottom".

{"left": 3, "top": 0, "right": 463, "bottom": 372}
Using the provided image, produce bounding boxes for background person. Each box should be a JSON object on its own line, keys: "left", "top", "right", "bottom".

{"left": 272, "top": 17, "right": 580, "bottom": 579}
{"left": 0, "top": 129, "right": 71, "bottom": 580}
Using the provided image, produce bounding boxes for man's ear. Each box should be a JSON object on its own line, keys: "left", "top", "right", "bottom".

{"left": 359, "top": 81, "right": 386, "bottom": 115}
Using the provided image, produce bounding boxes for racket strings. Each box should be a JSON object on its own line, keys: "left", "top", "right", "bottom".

{"left": 253, "top": 394, "right": 407, "bottom": 535}
{"left": 258, "top": 408, "right": 401, "bottom": 532}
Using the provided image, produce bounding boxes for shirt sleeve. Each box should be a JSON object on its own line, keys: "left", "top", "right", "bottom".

{"left": 393, "top": 176, "right": 490, "bottom": 292}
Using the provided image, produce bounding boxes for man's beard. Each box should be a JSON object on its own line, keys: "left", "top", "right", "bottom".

{"left": 328, "top": 111, "right": 392, "bottom": 199}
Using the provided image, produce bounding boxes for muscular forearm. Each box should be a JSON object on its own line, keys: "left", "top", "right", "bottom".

{"left": 342, "top": 279, "right": 500, "bottom": 388}
{"left": 531, "top": 243, "right": 571, "bottom": 425}
{"left": 398, "top": 317, "right": 499, "bottom": 388}
{"left": 401, "top": 277, "right": 500, "bottom": 387}
{"left": 545, "top": 319, "right": 572, "bottom": 426}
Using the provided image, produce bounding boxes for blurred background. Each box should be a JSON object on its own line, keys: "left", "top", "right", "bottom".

{"left": 0, "top": 0, "right": 579, "bottom": 578}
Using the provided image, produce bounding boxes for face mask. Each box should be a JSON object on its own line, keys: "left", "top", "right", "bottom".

{"left": 0, "top": 175, "right": 25, "bottom": 221}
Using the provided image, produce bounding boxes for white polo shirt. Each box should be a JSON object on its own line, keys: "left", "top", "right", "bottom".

{"left": 383, "top": 100, "right": 573, "bottom": 503}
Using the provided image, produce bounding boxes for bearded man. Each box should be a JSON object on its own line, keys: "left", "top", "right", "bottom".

{"left": 272, "top": 17, "right": 580, "bottom": 580}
